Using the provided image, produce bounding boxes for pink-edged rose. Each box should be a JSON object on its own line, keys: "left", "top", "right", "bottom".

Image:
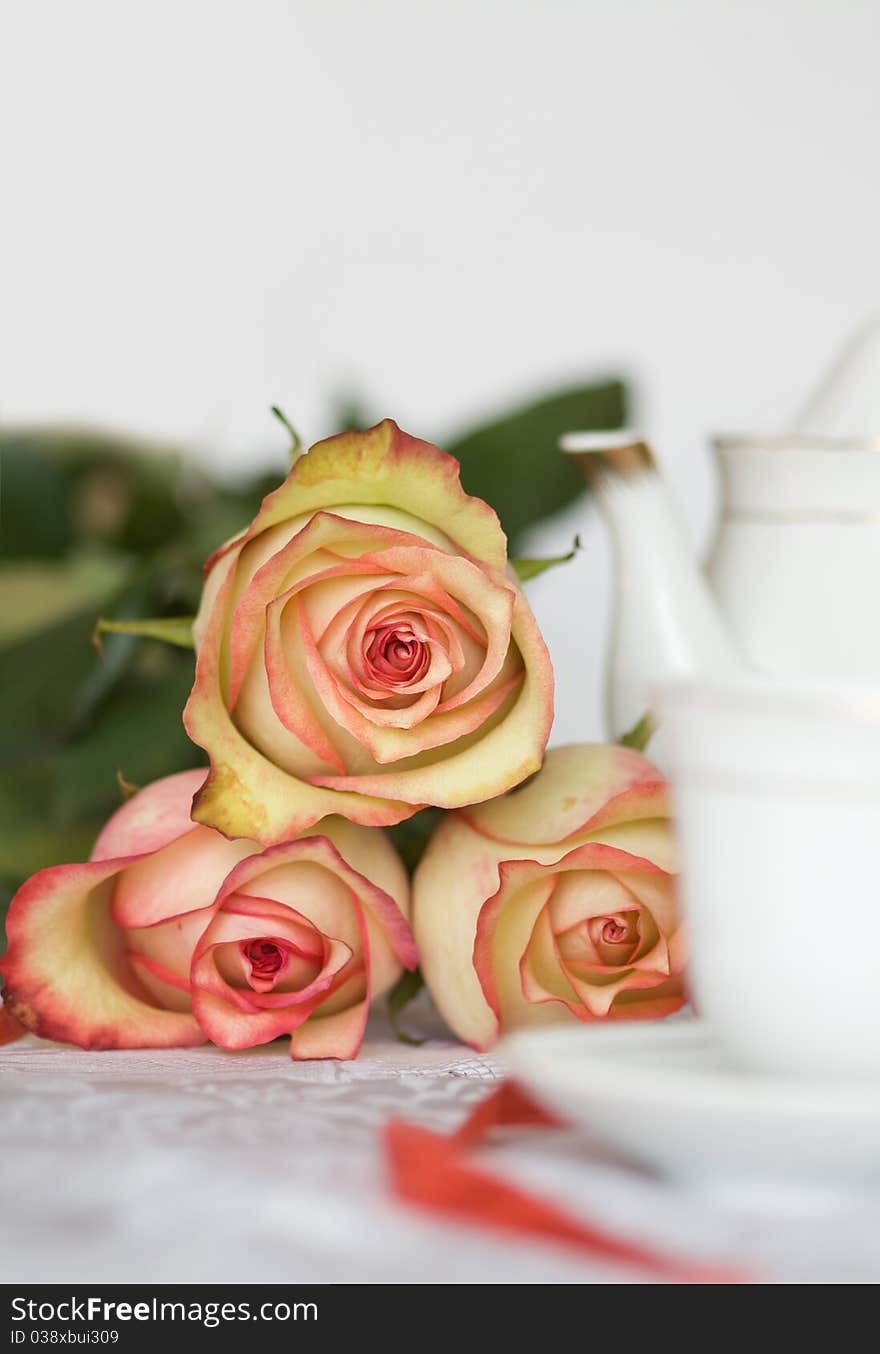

{"left": 0, "top": 1006, "right": 24, "bottom": 1045}
{"left": 183, "top": 419, "right": 554, "bottom": 845}
{"left": 0, "top": 771, "right": 415, "bottom": 1059}
{"left": 413, "top": 744, "right": 685, "bottom": 1049}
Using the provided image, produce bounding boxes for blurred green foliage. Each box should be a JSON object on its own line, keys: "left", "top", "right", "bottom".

{"left": 0, "top": 376, "right": 626, "bottom": 929}
{"left": 446, "top": 379, "right": 624, "bottom": 549}
{"left": 0, "top": 430, "right": 281, "bottom": 916}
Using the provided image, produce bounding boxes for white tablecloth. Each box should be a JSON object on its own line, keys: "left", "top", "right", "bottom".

{"left": 3, "top": 1012, "right": 880, "bottom": 1284}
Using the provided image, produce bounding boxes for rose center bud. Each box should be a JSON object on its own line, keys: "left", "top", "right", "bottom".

{"left": 242, "top": 938, "right": 285, "bottom": 978}
{"left": 587, "top": 911, "right": 640, "bottom": 967}
{"left": 364, "top": 623, "right": 430, "bottom": 687}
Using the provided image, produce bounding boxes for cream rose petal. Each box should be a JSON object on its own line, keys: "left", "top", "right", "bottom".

{"left": 238, "top": 420, "right": 508, "bottom": 572}
{"left": 0, "top": 859, "right": 206, "bottom": 1049}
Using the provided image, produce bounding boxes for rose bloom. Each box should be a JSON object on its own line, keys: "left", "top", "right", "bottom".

{"left": 183, "top": 420, "right": 553, "bottom": 845}
{"left": 0, "top": 771, "right": 415, "bottom": 1059}
{"left": 413, "top": 744, "right": 685, "bottom": 1049}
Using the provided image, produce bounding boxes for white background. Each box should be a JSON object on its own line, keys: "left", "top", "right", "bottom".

{"left": 2, "top": 0, "right": 879, "bottom": 742}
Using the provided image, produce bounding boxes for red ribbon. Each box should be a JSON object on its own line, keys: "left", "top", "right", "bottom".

{"left": 386, "top": 1081, "right": 747, "bottom": 1283}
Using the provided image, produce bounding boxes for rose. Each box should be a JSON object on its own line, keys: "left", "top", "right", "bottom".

{"left": 413, "top": 744, "right": 685, "bottom": 1049}
{"left": 183, "top": 419, "right": 554, "bottom": 845}
{"left": 0, "top": 770, "right": 416, "bottom": 1059}
{"left": 0, "top": 1007, "right": 23, "bottom": 1046}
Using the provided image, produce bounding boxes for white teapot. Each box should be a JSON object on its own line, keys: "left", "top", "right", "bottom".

{"left": 560, "top": 319, "right": 880, "bottom": 739}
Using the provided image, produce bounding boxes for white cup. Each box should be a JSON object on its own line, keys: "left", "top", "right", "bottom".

{"left": 659, "top": 676, "right": 880, "bottom": 1081}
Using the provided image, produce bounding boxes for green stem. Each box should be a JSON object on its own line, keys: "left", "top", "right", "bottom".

{"left": 270, "top": 406, "right": 303, "bottom": 462}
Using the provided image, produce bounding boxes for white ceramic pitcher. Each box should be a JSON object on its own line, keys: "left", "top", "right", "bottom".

{"left": 560, "top": 319, "right": 880, "bottom": 738}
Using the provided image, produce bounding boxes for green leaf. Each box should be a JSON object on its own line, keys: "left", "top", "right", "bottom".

{"left": 387, "top": 968, "right": 426, "bottom": 1046}
{"left": 0, "top": 663, "right": 204, "bottom": 893}
{"left": 445, "top": 378, "right": 627, "bottom": 550}
{"left": 0, "top": 811, "right": 99, "bottom": 882}
{"left": 386, "top": 806, "right": 443, "bottom": 873}
{"left": 50, "top": 668, "right": 203, "bottom": 823}
{"left": 0, "top": 605, "right": 120, "bottom": 761}
{"left": 94, "top": 615, "right": 195, "bottom": 650}
{"left": 0, "top": 551, "right": 131, "bottom": 646}
{"left": 1, "top": 427, "right": 189, "bottom": 557}
{"left": 0, "top": 437, "right": 74, "bottom": 559}
{"left": 512, "top": 535, "right": 581, "bottom": 583}
{"left": 618, "top": 711, "right": 654, "bottom": 752}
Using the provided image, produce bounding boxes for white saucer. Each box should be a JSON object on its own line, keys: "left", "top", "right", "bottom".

{"left": 498, "top": 1020, "right": 880, "bottom": 1206}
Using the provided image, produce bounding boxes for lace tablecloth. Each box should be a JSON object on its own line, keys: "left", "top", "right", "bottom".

{"left": 4, "top": 1017, "right": 880, "bottom": 1284}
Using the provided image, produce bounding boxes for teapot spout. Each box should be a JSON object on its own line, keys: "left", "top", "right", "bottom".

{"left": 561, "top": 431, "right": 742, "bottom": 740}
